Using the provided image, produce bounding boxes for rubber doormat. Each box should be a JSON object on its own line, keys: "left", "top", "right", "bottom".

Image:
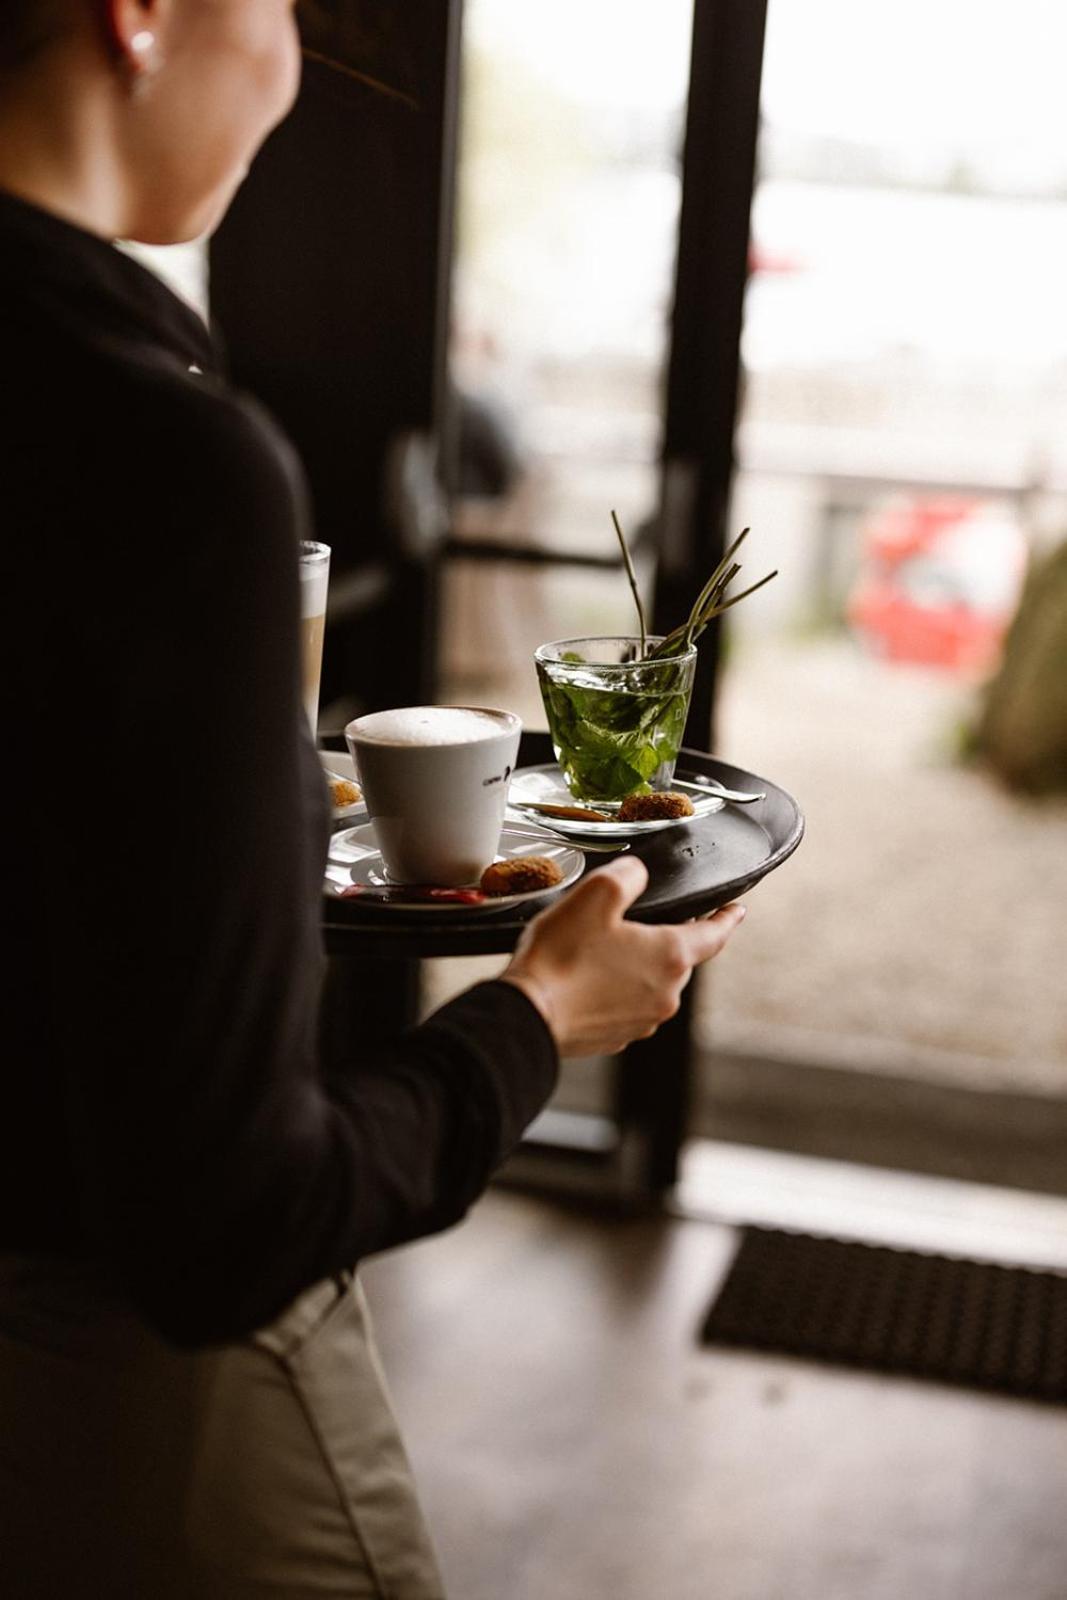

{"left": 698, "top": 1227, "right": 1067, "bottom": 1404}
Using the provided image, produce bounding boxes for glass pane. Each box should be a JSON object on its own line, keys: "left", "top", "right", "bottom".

{"left": 695, "top": 0, "right": 1067, "bottom": 1110}
{"left": 441, "top": 0, "right": 695, "bottom": 726}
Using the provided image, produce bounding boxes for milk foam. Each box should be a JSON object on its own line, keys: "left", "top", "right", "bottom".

{"left": 299, "top": 565, "right": 329, "bottom": 618}
{"left": 351, "top": 706, "right": 513, "bottom": 746}
{"left": 299, "top": 558, "right": 330, "bottom": 618}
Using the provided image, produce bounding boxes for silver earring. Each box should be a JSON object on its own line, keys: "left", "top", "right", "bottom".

{"left": 129, "top": 31, "right": 161, "bottom": 96}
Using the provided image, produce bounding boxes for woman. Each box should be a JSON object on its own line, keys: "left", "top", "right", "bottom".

{"left": 0, "top": 3, "right": 746, "bottom": 1595}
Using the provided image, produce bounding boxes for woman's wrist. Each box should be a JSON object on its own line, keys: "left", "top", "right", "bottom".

{"left": 498, "top": 969, "right": 560, "bottom": 1044}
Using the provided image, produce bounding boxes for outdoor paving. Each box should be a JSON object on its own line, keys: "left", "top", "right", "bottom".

{"left": 701, "top": 637, "right": 1067, "bottom": 1094}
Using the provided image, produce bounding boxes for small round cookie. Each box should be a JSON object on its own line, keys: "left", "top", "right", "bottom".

{"left": 480, "top": 855, "right": 564, "bottom": 896}
{"left": 617, "top": 790, "right": 694, "bottom": 822}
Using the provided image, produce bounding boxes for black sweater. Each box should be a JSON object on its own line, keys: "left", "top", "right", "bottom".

{"left": 0, "top": 189, "right": 557, "bottom": 1346}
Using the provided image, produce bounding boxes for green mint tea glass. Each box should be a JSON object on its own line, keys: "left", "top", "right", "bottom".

{"left": 535, "top": 636, "right": 698, "bottom": 803}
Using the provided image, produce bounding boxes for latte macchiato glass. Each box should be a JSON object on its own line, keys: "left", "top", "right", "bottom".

{"left": 345, "top": 706, "right": 522, "bottom": 886}
{"left": 299, "top": 541, "right": 331, "bottom": 734}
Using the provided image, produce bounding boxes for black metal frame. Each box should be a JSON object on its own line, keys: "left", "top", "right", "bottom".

{"left": 655, "top": 0, "right": 769, "bottom": 754}
{"left": 616, "top": 0, "right": 769, "bottom": 1196}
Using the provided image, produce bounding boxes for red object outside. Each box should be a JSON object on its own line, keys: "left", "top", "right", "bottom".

{"left": 847, "top": 497, "right": 1028, "bottom": 674}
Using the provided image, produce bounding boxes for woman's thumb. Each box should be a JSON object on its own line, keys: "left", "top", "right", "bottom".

{"left": 577, "top": 855, "right": 649, "bottom": 917}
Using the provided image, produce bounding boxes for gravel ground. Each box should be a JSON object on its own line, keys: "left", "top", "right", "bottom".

{"left": 700, "top": 638, "right": 1067, "bottom": 1094}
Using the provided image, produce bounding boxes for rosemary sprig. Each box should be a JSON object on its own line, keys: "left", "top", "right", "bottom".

{"left": 609, "top": 514, "right": 777, "bottom": 662}
{"left": 611, "top": 509, "right": 648, "bottom": 660}
{"left": 649, "top": 527, "right": 778, "bottom": 659}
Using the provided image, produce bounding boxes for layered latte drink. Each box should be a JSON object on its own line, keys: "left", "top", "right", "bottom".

{"left": 298, "top": 541, "right": 330, "bottom": 734}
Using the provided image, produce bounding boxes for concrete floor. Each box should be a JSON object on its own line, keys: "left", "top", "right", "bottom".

{"left": 362, "top": 1170, "right": 1067, "bottom": 1600}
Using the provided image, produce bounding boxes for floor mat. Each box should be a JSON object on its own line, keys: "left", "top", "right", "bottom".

{"left": 698, "top": 1226, "right": 1067, "bottom": 1404}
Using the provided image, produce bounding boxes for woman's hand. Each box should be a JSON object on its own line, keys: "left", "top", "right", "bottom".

{"left": 502, "top": 857, "right": 746, "bottom": 1058}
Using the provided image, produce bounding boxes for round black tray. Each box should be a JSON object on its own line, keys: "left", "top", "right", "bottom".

{"left": 321, "top": 731, "right": 803, "bottom": 959}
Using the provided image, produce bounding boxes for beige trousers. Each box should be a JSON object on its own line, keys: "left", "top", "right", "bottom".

{"left": 0, "top": 1257, "right": 445, "bottom": 1599}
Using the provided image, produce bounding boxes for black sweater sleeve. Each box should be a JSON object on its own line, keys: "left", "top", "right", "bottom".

{"left": 52, "top": 379, "right": 558, "bottom": 1347}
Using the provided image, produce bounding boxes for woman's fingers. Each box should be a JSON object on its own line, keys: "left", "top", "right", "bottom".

{"left": 677, "top": 902, "right": 747, "bottom": 965}
{"left": 640, "top": 903, "right": 748, "bottom": 1017}
{"left": 503, "top": 878, "right": 748, "bottom": 1058}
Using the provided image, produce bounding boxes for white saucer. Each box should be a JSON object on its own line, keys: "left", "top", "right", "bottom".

{"left": 325, "top": 823, "right": 585, "bottom": 912}
{"left": 318, "top": 749, "right": 366, "bottom": 822}
{"left": 507, "top": 764, "right": 725, "bottom": 839}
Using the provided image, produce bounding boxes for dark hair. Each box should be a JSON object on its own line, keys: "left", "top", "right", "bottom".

{"left": 0, "top": 0, "right": 63, "bottom": 75}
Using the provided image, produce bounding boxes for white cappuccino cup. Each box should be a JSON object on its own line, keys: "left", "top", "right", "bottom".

{"left": 344, "top": 705, "right": 522, "bottom": 886}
